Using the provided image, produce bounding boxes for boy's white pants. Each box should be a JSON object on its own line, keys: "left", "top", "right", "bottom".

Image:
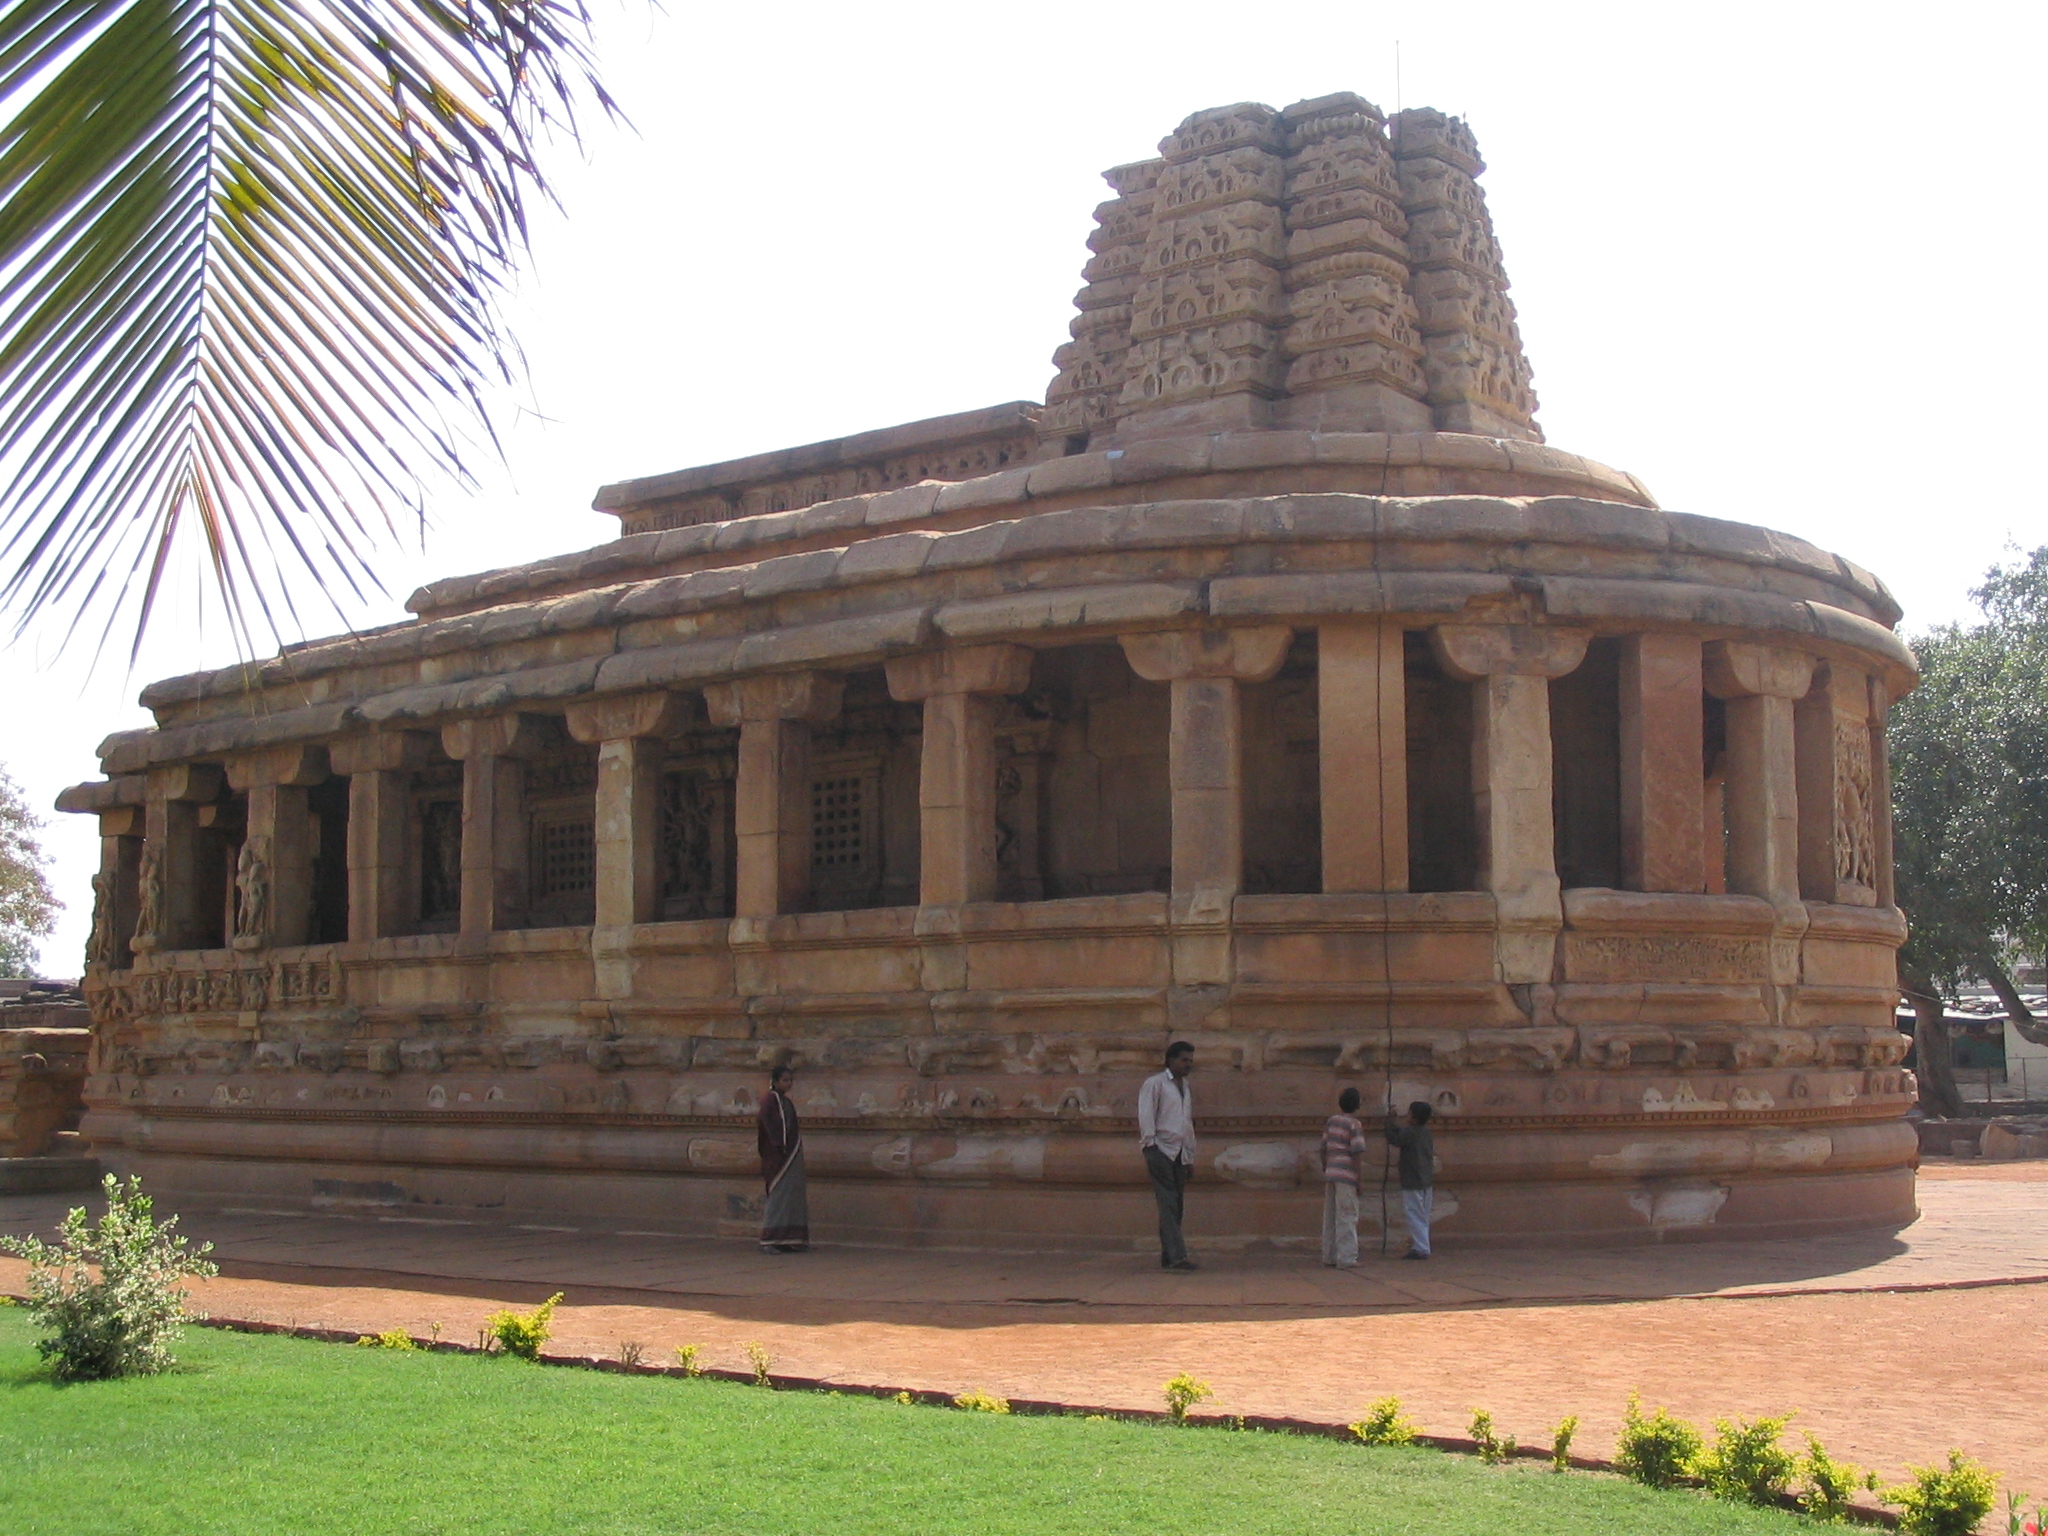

{"left": 1321, "top": 1181, "right": 1360, "bottom": 1267}
{"left": 1402, "top": 1187, "right": 1433, "bottom": 1256}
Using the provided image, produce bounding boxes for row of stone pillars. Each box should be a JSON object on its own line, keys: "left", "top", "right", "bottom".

{"left": 102, "top": 620, "right": 1889, "bottom": 966}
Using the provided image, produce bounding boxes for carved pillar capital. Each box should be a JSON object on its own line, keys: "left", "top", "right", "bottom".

{"left": 440, "top": 713, "right": 554, "bottom": 762}
{"left": 563, "top": 691, "right": 687, "bottom": 744}
{"left": 328, "top": 731, "right": 437, "bottom": 776}
{"left": 97, "top": 806, "right": 142, "bottom": 838}
{"left": 225, "top": 744, "right": 329, "bottom": 791}
{"left": 145, "top": 762, "right": 224, "bottom": 804}
{"left": 1703, "top": 641, "right": 1815, "bottom": 701}
{"left": 1119, "top": 625, "right": 1292, "bottom": 683}
{"left": 703, "top": 671, "right": 844, "bottom": 727}
{"left": 1431, "top": 624, "right": 1589, "bottom": 681}
{"left": 885, "top": 644, "right": 1033, "bottom": 702}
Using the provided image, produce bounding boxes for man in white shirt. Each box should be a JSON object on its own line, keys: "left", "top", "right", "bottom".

{"left": 1138, "top": 1040, "right": 1199, "bottom": 1271}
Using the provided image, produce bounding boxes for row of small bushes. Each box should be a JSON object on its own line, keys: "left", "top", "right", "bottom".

{"left": 1342, "top": 1387, "right": 2010, "bottom": 1536}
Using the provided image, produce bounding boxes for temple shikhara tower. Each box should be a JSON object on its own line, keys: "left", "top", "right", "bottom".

{"left": 58, "top": 96, "right": 1917, "bottom": 1250}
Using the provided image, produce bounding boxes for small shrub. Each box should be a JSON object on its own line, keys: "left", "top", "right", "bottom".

{"left": 354, "top": 1329, "right": 417, "bottom": 1351}
{"left": 744, "top": 1340, "right": 773, "bottom": 1386}
{"left": 1884, "top": 1451, "right": 1999, "bottom": 1536}
{"left": 1798, "top": 1432, "right": 1874, "bottom": 1521}
{"left": 483, "top": 1292, "right": 562, "bottom": 1361}
{"left": 1550, "top": 1415, "right": 1578, "bottom": 1473}
{"left": 1615, "top": 1392, "right": 1703, "bottom": 1489}
{"left": 673, "top": 1344, "right": 703, "bottom": 1376}
{"left": 892, "top": 1390, "right": 914, "bottom": 1405}
{"left": 616, "top": 1340, "right": 645, "bottom": 1368}
{"left": 0, "top": 1174, "right": 218, "bottom": 1381}
{"left": 953, "top": 1390, "right": 1011, "bottom": 1413}
{"left": 1162, "top": 1372, "right": 1212, "bottom": 1422}
{"left": 1469, "top": 1408, "right": 1517, "bottom": 1465}
{"left": 1350, "top": 1396, "right": 1417, "bottom": 1447}
{"left": 1696, "top": 1413, "right": 1796, "bottom": 1506}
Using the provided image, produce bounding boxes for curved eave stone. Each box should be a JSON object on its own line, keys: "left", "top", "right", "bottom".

{"left": 141, "top": 492, "right": 1901, "bottom": 713}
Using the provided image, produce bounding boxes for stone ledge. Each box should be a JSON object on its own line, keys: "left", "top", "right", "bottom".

{"left": 401, "top": 429, "right": 1657, "bottom": 623}
{"left": 589, "top": 401, "right": 1043, "bottom": 514}
{"left": 118, "top": 490, "right": 1913, "bottom": 758}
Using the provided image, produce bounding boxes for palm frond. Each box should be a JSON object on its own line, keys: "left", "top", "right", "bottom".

{"left": 0, "top": 0, "right": 611, "bottom": 658}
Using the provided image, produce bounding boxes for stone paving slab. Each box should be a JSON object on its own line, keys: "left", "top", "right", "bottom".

{"left": 7, "top": 1162, "right": 2042, "bottom": 1319}
{"left": 6, "top": 1163, "right": 2047, "bottom": 1520}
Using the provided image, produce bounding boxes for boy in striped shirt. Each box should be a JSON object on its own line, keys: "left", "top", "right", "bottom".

{"left": 1320, "top": 1087, "right": 1368, "bottom": 1268}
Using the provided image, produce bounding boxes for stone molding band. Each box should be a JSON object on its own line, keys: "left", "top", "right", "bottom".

{"left": 124, "top": 482, "right": 1899, "bottom": 725}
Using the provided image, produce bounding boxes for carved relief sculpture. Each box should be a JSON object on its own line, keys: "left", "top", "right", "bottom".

{"left": 132, "top": 840, "right": 164, "bottom": 951}
{"left": 233, "top": 835, "right": 271, "bottom": 948}
{"left": 85, "top": 869, "right": 115, "bottom": 969}
{"left": 1834, "top": 717, "right": 1877, "bottom": 892}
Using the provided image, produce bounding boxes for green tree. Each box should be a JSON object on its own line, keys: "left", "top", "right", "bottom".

{"left": 1891, "top": 546, "right": 2048, "bottom": 1113}
{"left": 0, "top": 763, "right": 58, "bottom": 975}
{"left": 0, "top": 0, "right": 612, "bottom": 655}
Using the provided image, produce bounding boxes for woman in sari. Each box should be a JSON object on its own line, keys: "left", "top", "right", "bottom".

{"left": 756, "top": 1060, "right": 808, "bottom": 1253}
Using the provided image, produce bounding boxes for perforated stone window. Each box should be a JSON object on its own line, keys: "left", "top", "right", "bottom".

{"left": 813, "top": 775, "right": 868, "bottom": 873}
{"left": 536, "top": 816, "right": 595, "bottom": 901}
{"left": 811, "top": 759, "right": 882, "bottom": 901}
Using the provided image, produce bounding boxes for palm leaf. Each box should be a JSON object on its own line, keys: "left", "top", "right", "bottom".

{"left": 0, "top": 0, "right": 611, "bottom": 658}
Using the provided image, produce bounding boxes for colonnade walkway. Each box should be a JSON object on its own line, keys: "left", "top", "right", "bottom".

{"left": 5, "top": 1163, "right": 2046, "bottom": 1500}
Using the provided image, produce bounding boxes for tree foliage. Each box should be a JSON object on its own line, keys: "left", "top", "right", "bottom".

{"left": 1891, "top": 546, "right": 2048, "bottom": 1036}
{"left": 0, "top": 762, "right": 57, "bottom": 975}
{"left": 0, "top": 1173, "right": 218, "bottom": 1380}
{"left": 0, "top": 0, "right": 612, "bottom": 656}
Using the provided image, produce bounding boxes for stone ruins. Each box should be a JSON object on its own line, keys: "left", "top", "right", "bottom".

{"left": 56, "top": 95, "right": 1916, "bottom": 1249}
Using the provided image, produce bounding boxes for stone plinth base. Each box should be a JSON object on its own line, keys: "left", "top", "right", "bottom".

{"left": 85, "top": 1122, "right": 1916, "bottom": 1252}
{"left": 0, "top": 1155, "right": 103, "bottom": 1195}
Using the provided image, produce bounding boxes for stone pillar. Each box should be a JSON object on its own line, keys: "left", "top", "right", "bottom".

{"left": 90, "top": 806, "right": 143, "bottom": 969}
{"left": 1704, "top": 642, "right": 1815, "bottom": 908}
{"left": 1318, "top": 618, "right": 1408, "bottom": 893}
{"left": 330, "top": 733, "right": 437, "bottom": 943}
{"left": 1121, "top": 626, "right": 1292, "bottom": 1013}
{"left": 1431, "top": 624, "right": 1591, "bottom": 984}
{"left": 134, "top": 764, "right": 225, "bottom": 953}
{"left": 441, "top": 715, "right": 552, "bottom": 936}
{"left": 1794, "top": 663, "right": 1878, "bottom": 907}
{"left": 224, "top": 746, "right": 328, "bottom": 950}
{"left": 886, "top": 645, "right": 1034, "bottom": 907}
{"left": 564, "top": 693, "right": 686, "bottom": 928}
{"left": 704, "top": 673, "right": 844, "bottom": 918}
{"left": 1618, "top": 633, "right": 1706, "bottom": 893}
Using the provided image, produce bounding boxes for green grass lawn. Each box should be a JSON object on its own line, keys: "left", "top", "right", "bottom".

{"left": 0, "top": 1307, "right": 1818, "bottom": 1536}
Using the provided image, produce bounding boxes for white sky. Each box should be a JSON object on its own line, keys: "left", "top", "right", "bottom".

{"left": 6, "top": 0, "right": 2044, "bottom": 975}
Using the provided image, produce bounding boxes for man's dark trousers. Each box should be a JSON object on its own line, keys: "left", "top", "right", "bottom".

{"left": 1144, "top": 1145, "right": 1191, "bottom": 1266}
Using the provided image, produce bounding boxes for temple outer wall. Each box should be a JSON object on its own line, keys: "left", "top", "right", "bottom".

{"left": 64, "top": 438, "right": 1919, "bottom": 1251}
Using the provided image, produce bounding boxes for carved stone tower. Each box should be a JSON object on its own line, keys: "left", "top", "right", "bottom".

{"left": 1042, "top": 94, "right": 1540, "bottom": 450}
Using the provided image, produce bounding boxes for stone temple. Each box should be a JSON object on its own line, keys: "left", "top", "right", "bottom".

{"left": 58, "top": 95, "right": 1917, "bottom": 1249}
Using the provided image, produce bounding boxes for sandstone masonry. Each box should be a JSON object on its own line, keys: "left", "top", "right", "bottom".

{"left": 55, "top": 98, "right": 1917, "bottom": 1250}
